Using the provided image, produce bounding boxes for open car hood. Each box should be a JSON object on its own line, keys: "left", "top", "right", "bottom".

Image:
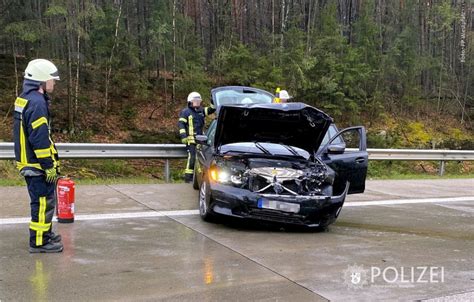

{"left": 214, "top": 103, "right": 333, "bottom": 156}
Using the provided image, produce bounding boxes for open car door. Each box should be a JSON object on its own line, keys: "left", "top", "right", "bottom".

{"left": 317, "top": 126, "right": 368, "bottom": 195}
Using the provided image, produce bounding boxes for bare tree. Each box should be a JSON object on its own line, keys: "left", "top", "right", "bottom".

{"left": 172, "top": 0, "right": 176, "bottom": 103}
{"left": 105, "top": 0, "right": 123, "bottom": 123}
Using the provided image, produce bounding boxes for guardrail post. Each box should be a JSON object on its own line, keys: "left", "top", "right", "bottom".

{"left": 439, "top": 160, "right": 445, "bottom": 176}
{"left": 165, "top": 159, "right": 170, "bottom": 183}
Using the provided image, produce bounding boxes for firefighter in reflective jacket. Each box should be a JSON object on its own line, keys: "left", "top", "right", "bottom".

{"left": 13, "top": 59, "right": 63, "bottom": 253}
{"left": 178, "top": 92, "right": 215, "bottom": 183}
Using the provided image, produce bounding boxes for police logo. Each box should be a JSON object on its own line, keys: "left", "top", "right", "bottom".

{"left": 342, "top": 264, "right": 369, "bottom": 290}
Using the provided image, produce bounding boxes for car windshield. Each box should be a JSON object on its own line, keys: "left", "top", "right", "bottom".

{"left": 214, "top": 87, "right": 274, "bottom": 107}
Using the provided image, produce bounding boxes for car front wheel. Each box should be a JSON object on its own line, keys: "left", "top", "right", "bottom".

{"left": 199, "top": 178, "right": 215, "bottom": 222}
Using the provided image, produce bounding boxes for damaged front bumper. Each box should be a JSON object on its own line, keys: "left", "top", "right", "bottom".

{"left": 209, "top": 181, "right": 350, "bottom": 227}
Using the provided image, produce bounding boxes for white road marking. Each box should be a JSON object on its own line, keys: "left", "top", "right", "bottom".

{"left": 0, "top": 210, "right": 199, "bottom": 225}
{"left": 0, "top": 197, "right": 472, "bottom": 225}
{"left": 344, "top": 196, "right": 474, "bottom": 207}
{"left": 76, "top": 210, "right": 199, "bottom": 221}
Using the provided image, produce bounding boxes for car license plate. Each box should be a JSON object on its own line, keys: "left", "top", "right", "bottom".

{"left": 257, "top": 199, "right": 300, "bottom": 213}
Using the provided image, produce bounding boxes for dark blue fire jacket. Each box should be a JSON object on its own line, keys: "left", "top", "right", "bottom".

{"left": 13, "top": 80, "right": 59, "bottom": 173}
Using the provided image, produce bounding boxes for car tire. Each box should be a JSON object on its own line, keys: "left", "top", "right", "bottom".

{"left": 192, "top": 165, "right": 199, "bottom": 190}
{"left": 199, "top": 177, "right": 215, "bottom": 222}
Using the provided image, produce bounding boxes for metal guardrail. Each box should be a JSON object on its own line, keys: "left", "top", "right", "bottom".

{"left": 1, "top": 143, "right": 473, "bottom": 161}
{"left": 1, "top": 143, "right": 473, "bottom": 178}
{"left": 365, "top": 148, "right": 474, "bottom": 161}
{"left": 0, "top": 143, "right": 187, "bottom": 159}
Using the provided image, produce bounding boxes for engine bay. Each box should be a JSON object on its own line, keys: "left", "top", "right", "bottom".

{"left": 214, "top": 157, "right": 335, "bottom": 196}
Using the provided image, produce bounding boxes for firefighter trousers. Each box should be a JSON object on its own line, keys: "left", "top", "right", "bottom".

{"left": 25, "top": 176, "right": 55, "bottom": 247}
{"left": 185, "top": 143, "right": 196, "bottom": 181}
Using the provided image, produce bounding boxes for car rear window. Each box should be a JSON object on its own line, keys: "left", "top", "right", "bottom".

{"left": 215, "top": 89, "right": 273, "bottom": 106}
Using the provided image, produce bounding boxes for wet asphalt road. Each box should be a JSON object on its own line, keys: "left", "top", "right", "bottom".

{"left": 0, "top": 179, "right": 473, "bottom": 301}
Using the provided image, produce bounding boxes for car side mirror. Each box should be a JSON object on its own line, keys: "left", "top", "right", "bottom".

{"left": 195, "top": 135, "right": 209, "bottom": 146}
{"left": 327, "top": 143, "right": 346, "bottom": 154}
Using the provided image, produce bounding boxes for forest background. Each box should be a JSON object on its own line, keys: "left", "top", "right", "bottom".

{"left": 0, "top": 0, "right": 472, "bottom": 183}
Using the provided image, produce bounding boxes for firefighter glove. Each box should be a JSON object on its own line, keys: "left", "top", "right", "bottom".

{"left": 45, "top": 168, "right": 58, "bottom": 183}
{"left": 181, "top": 137, "right": 188, "bottom": 144}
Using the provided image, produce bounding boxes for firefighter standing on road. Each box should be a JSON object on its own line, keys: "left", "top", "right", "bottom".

{"left": 178, "top": 92, "right": 215, "bottom": 183}
{"left": 13, "top": 59, "right": 62, "bottom": 253}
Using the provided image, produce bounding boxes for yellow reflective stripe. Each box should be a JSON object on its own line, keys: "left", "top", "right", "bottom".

{"left": 14, "top": 97, "right": 28, "bottom": 113}
{"left": 16, "top": 162, "right": 43, "bottom": 171}
{"left": 186, "top": 152, "right": 191, "bottom": 170}
{"left": 20, "top": 123, "right": 27, "bottom": 164}
{"left": 188, "top": 115, "right": 194, "bottom": 136}
{"left": 51, "top": 143, "right": 58, "bottom": 170}
{"left": 187, "top": 136, "right": 195, "bottom": 144}
{"left": 36, "top": 196, "right": 47, "bottom": 247}
{"left": 179, "top": 117, "right": 187, "bottom": 123}
{"left": 36, "top": 231, "right": 43, "bottom": 246}
{"left": 49, "top": 139, "right": 59, "bottom": 168}
{"left": 179, "top": 129, "right": 186, "bottom": 134}
{"left": 30, "top": 221, "right": 51, "bottom": 232}
{"left": 15, "top": 97, "right": 28, "bottom": 108}
{"left": 210, "top": 103, "right": 215, "bottom": 109}
{"left": 184, "top": 169, "right": 193, "bottom": 174}
{"left": 31, "top": 117, "right": 48, "bottom": 129}
{"left": 205, "top": 107, "right": 209, "bottom": 115}
{"left": 49, "top": 140, "right": 58, "bottom": 154}
{"left": 34, "top": 148, "right": 51, "bottom": 158}
{"left": 39, "top": 197, "right": 46, "bottom": 224}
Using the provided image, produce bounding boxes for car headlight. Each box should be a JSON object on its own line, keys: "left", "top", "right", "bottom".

{"left": 210, "top": 167, "right": 230, "bottom": 183}
{"left": 210, "top": 166, "right": 242, "bottom": 185}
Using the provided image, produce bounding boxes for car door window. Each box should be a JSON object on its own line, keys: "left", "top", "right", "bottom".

{"left": 321, "top": 124, "right": 343, "bottom": 146}
{"left": 206, "top": 121, "right": 217, "bottom": 145}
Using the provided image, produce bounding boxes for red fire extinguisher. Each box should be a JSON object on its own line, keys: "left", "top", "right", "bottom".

{"left": 56, "top": 177, "right": 75, "bottom": 223}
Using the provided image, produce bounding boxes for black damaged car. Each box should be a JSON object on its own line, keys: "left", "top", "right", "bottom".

{"left": 193, "top": 86, "right": 368, "bottom": 228}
